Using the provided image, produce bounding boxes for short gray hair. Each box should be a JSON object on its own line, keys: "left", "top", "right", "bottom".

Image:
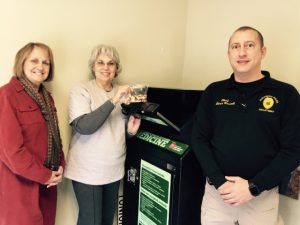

{"left": 88, "top": 44, "right": 122, "bottom": 77}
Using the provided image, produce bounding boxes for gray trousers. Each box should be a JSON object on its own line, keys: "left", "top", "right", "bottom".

{"left": 72, "top": 180, "right": 120, "bottom": 225}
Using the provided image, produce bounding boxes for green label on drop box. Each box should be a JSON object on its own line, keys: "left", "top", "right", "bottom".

{"left": 136, "top": 130, "right": 189, "bottom": 155}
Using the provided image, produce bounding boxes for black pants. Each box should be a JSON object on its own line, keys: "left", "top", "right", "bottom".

{"left": 72, "top": 180, "right": 120, "bottom": 225}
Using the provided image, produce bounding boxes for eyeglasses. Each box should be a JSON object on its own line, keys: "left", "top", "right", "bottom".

{"left": 95, "top": 60, "right": 116, "bottom": 68}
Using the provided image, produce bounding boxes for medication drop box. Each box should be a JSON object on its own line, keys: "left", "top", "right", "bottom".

{"left": 122, "top": 88, "right": 205, "bottom": 225}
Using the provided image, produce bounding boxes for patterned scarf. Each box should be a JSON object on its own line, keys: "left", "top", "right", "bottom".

{"left": 18, "top": 76, "right": 61, "bottom": 170}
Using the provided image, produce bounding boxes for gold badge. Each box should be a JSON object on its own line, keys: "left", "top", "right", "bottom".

{"left": 259, "top": 95, "right": 278, "bottom": 113}
{"left": 263, "top": 97, "right": 274, "bottom": 109}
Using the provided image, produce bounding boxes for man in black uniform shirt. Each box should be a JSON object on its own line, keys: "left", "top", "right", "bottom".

{"left": 191, "top": 26, "right": 300, "bottom": 225}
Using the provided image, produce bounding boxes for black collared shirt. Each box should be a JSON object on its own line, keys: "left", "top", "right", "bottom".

{"left": 191, "top": 71, "right": 300, "bottom": 191}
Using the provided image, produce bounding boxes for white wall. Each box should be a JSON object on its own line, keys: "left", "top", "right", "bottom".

{"left": 183, "top": 0, "right": 300, "bottom": 224}
{"left": 1, "top": 0, "right": 299, "bottom": 224}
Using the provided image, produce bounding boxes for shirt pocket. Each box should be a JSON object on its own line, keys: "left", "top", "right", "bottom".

{"left": 18, "top": 103, "right": 44, "bottom": 125}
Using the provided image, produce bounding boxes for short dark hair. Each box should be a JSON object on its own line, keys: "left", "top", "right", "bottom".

{"left": 229, "top": 26, "right": 264, "bottom": 47}
{"left": 14, "top": 42, "right": 55, "bottom": 82}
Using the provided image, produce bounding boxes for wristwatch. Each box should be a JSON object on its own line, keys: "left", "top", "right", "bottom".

{"left": 248, "top": 182, "right": 261, "bottom": 196}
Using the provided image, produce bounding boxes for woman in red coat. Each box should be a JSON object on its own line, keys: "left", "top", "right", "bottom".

{"left": 0, "top": 42, "right": 65, "bottom": 225}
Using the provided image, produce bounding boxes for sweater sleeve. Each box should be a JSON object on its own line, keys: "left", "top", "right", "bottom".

{"left": 71, "top": 100, "right": 115, "bottom": 135}
{"left": 191, "top": 86, "right": 226, "bottom": 188}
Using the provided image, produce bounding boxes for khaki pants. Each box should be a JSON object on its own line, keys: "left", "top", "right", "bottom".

{"left": 201, "top": 181, "right": 284, "bottom": 225}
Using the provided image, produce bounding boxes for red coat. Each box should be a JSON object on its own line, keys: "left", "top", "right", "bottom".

{"left": 0, "top": 77, "right": 65, "bottom": 225}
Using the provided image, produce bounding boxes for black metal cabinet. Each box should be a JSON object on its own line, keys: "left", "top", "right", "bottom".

{"left": 122, "top": 88, "right": 205, "bottom": 225}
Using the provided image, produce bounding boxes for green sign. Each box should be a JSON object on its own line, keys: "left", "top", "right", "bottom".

{"left": 136, "top": 130, "right": 189, "bottom": 155}
{"left": 138, "top": 160, "right": 171, "bottom": 225}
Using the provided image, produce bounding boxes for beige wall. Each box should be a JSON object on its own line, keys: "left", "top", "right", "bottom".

{"left": 183, "top": 0, "right": 300, "bottom": 90}
{"left": 0, "top": 0, "right": 299, "bottom": 224}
